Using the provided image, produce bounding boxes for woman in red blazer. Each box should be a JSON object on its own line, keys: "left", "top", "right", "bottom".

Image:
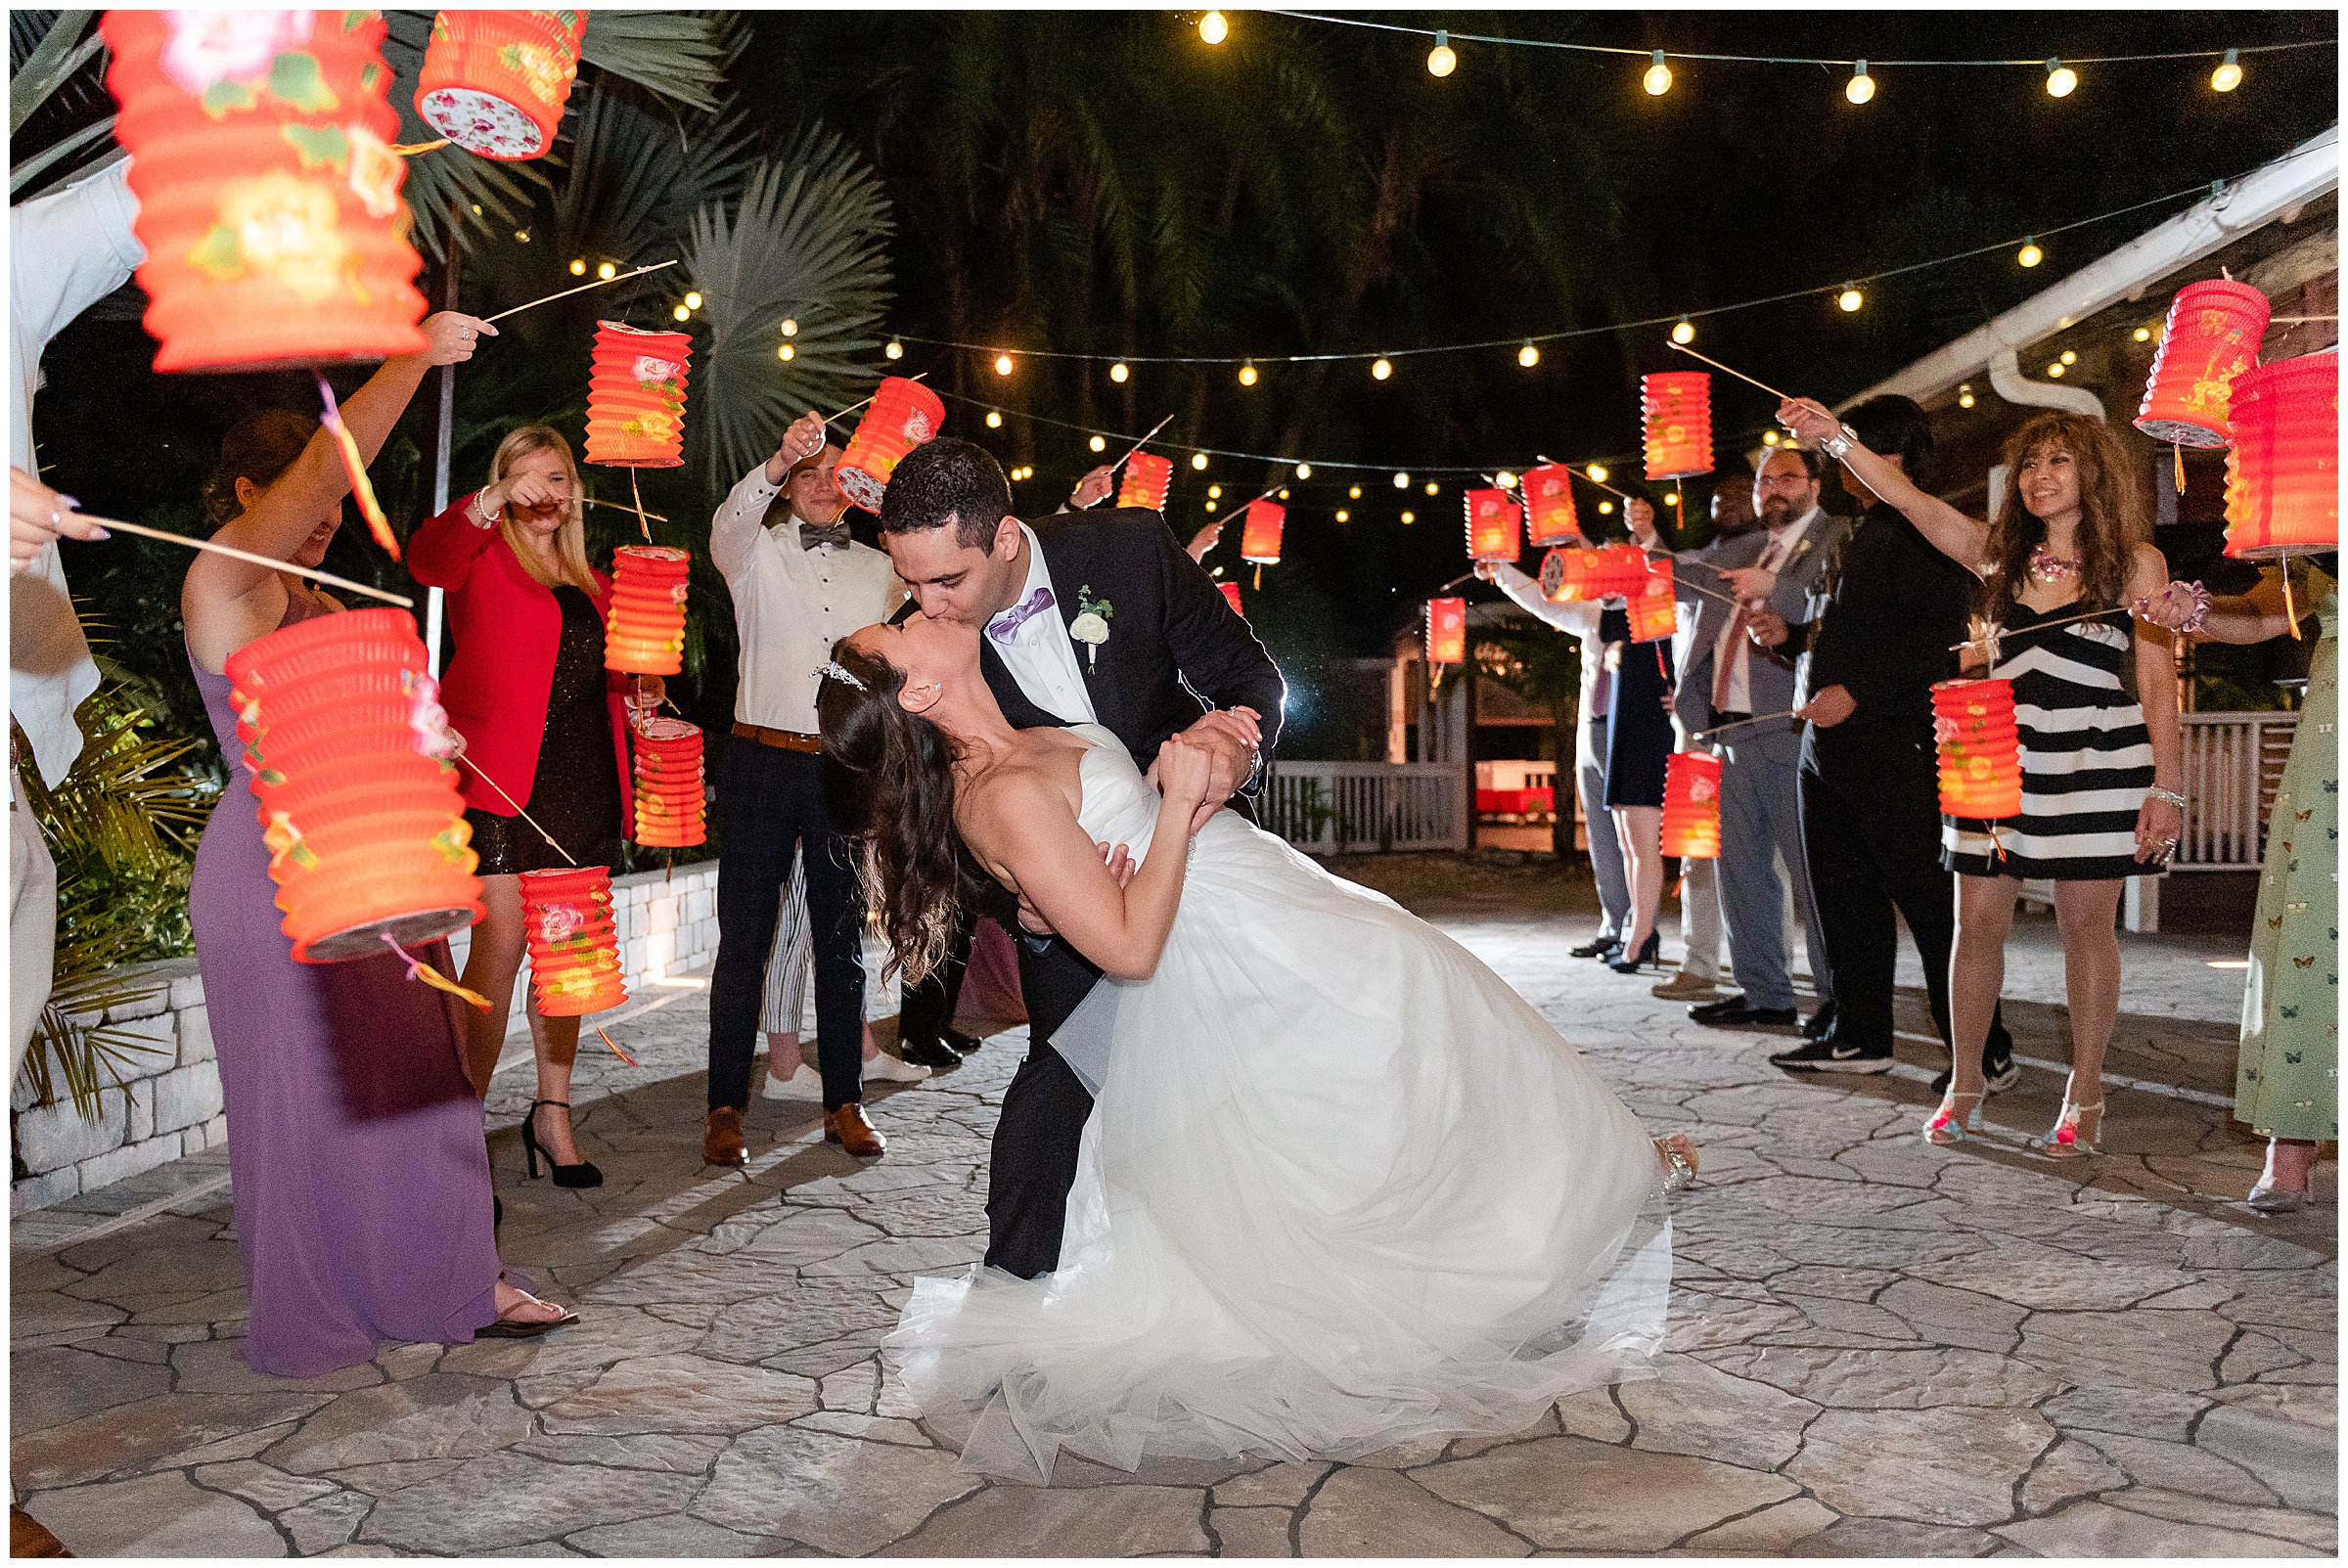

{"left": 408, "top": 426, "right": 653, "bottom": 1189}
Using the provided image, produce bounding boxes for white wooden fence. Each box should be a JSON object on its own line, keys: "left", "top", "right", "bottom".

{"left": 2176, "top": 711, "right": 2300, "bottom": 870}
{"left": 1260, "top": 761, "right": 1469, "bottom": 854}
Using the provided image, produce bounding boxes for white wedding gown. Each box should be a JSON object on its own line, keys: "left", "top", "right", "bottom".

{"left": 887, "top": 725, "right": 1673, "bottom": 1482}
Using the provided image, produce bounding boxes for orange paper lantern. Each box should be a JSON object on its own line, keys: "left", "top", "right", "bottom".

{"left": 1118, "top": 452, "right": 1174, "bottom": 512}
{"left": 584, "top": 321, "right": 692, "bottom": 468}
{"left": 835, "top": 376, "right": 946, "bottom": 513}
{"left": 2222, "top": 354, "right": 2338, "bottom": 560}
{"left": 1218, "top": 580, "right": 1244, "bottom": 615}
{"left": 1625, "top": 554, "right": 1677, "bottom": 643}
{"left": 2134, "top": 280, "right": 2271, "bottom": 448}
{"left": 1642, "top": 372, "right": 1713, "bottom": 481}
{"left": 414, "top": 9, "right": 585, "bottom": 161}
{"left": 1464, "top": 487, "right": 1522, "bottom": 563}
{"left": 630, "top": 716, "right": 705, "bottom": 849}
{"left": 102, "top": 10, "right": 429, "bottom": 374}
{"left": 1541, "top": 542, "right": 1651, "bottom": 603}
{"left": 226, "top": 607, "right": 482, "bottom": 963}
{"left": 1659, "top": 751, "right": 1722, "bottom": 858}
{"left": 519, "top": 865, "right": 627, "bottom": 1016}
{"left": 1240, "top": 498, "right": 1286, "bottom": 564}
{"left": 604, "top": 546, "right": 691, "bottom": 675}
{"left": 1426, "top": 597, "right": 1468, "bottom": 665}
{"left": 1932, "top": 678, "right": 2024, "bottom": 820}
{"left": 1521, "top": 464, "right": 1582, "bottom": 548}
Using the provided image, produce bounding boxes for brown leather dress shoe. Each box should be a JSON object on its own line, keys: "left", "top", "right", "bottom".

{"left": 12, "top": 1504, "right": 69, "bottom": 1557}
{"left": 703, "top": 1105, "right": 748, "bottom": 1166}
{"left": 824, "top": 1102, "right": 886, "bottom": 1158}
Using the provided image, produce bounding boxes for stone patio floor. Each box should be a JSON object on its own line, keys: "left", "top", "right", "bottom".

{"left": 10, "top": 858, "right": 2336, "bottom": 1557}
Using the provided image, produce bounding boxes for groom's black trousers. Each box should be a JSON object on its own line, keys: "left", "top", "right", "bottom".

{"left": 985, "top": 930, "right": 1102, "bottom": 1278}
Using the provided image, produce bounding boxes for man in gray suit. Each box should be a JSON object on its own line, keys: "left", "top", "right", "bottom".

{"left": 1679, "top": 446, "right": 1846, "bottom": 1030}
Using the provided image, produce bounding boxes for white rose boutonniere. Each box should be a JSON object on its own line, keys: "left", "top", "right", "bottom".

{"left": 1069, "top": 585, "right": 1113, "bottom": 671}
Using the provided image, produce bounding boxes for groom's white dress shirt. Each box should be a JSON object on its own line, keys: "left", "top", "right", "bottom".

{"left": 987, "top": 522, "right": 1097, "bottom": 726}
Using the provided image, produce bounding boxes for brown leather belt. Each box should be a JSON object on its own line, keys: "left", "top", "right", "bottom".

{"left": 732, "top": 721, "right": 824, "bottom": 754}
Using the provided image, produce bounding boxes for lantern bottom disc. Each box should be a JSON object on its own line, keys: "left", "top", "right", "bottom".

{"left": 418, "top": 86, "right": 551, "bottom": 160}
{"left": 2225, "top": 540, "right": 2336, "bottom": 561}
{"left": 297, "top": 904, "right": 479, "bottom": 964}
{"left": 2130, "top": 417, "right": 2232, "bottom": 450}
{"left": 835, "top": 466, "right": 887, "bottom": 515}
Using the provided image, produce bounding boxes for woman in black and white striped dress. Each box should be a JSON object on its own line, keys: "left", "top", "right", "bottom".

{"left": 1777, "top": 400, "right": 2184, "bottom": 1157}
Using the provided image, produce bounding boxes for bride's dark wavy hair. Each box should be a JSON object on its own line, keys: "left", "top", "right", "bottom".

{"left": 815, "top": 638, "right": 989, "bottom": 987}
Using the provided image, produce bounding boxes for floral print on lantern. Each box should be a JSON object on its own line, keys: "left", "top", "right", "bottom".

{"left": 159, "top": 9, "right": 315, "bottom": 100}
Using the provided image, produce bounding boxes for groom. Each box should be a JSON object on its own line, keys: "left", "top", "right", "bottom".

{"left": 878, "top": 438, "right": 1286, "bottom": 1277}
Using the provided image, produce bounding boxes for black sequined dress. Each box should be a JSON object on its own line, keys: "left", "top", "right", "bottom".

{"left": 465, "top": 585, "right": 625, "bottom": 874}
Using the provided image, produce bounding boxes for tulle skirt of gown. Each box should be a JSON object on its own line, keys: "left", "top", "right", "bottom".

{"left": 887, "top": 728, "right": 1671, "bottom": 1482}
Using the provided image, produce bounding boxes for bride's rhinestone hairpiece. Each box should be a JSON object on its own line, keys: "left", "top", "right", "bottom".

{"left": 816, "top": 660, "right": 866, "bottom": 692}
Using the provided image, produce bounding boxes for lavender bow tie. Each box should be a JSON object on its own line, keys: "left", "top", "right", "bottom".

{"left": 989, "top": 586, "right": 1056, "bottom": 643}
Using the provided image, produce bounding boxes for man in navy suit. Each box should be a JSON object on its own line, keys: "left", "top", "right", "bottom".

{"left": 879, "top": 437, "right": 1286, "bottom": 1277}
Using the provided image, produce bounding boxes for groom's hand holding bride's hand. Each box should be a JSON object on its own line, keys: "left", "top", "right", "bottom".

{"left": 1153, "top": 736, "right": 1217, "bottom": 830}
{"left": 1148, "top": 706, "right": 1260, "bottom": 832}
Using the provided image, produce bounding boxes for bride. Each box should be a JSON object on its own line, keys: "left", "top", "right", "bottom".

{"left": 816, "top": 614, "right": 1693, "bottom": 1483}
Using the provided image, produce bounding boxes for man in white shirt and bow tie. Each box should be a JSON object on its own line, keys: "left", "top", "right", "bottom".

{"left": 703, "top": 413, "right": 907, "bottom": 1164}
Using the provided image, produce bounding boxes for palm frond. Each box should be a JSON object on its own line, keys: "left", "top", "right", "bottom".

{"left": 9, "top": 10, "right": 122, "bottom": 202}
{"left": 579, "top": 12, "right": 733, "bottom": 112}
{"left": 680, "top": 124, "right": 896, "bottom": 488}
{"left": 10, "top": 8, "right": 98, "bottom": 137}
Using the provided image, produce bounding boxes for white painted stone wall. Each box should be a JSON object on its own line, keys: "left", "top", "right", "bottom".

{"left": 10, "top": 862, "right": 720, "bottom": 1216}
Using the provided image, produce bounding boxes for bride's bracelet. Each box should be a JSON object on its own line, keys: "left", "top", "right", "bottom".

{"left": 2145, "top": 784, "right": 2188, "bottom": 811}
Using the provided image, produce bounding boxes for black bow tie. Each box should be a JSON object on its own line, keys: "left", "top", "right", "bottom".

{"left": 799, "top": 519, "right": 851, "bottom": 551}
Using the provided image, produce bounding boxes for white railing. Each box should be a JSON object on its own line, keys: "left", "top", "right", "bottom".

{"left": 2176, "top": 711, "right": 2299, "bottom": 870}
{"left": 1260, "top": 761, "right": 1469, "bottom": 854}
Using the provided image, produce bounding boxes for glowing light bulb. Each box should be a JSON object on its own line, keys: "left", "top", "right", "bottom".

{"left": 1958, "top": 383, "right": 1976, "bottom": 409}
{"left": 684, "top": 291, "right": 702, "bottom": 309}
{"left": 568, "top": 258, "right": 586, "bottom": 276}
{"left": 1425, "top": 481, "right": 1439, "bottom": 496}
{"left": 885, "top": 338, "right": 904, "bottom": 359}
{"left": 1837, "top": 284, "right": 1864, "bottom": 313}
{"left": 2017, "top": 239, "right": 2043, "bottom": 268}
{"left": 1208, "top": 484, "right": 1223, "bottom": 498}
{"left": 2045, "top": 60, "right": 2076, "bottom": 97}
{"left": 1278, "top": 488, "right": 1289, "bottom": 500}
{"left": 781, "top": 319, "right": 798, "bottom": 336}
{"left": 985, "top": 410, "right": 1003, "bottom": 428}
{"left": 1496, "top": 470, "right": 1515, "bottom": 488}
{"left": 1109, "top": 362, "right": 1129, "bottom": 382}
{"left": 1426, "top": 30, "right": 1456, "bottom": 77}
{"left": 1846, "top": 61, "right": 1874, "bottom": 105}
{"left": 1204, "top": 499, "right": 1217, "bottom": 513}
{"left": 1401, "top": 511, "right": 1416, "bottom": 524}
{"left": 1198, "top": 9, "right": 1227, "bottom": 45}
{"left": 2133, "top": 325, "right": 2153, "bottom": 342}
{"left": 673, "top": 304, "right": 691, "bottom": 321}
{"left": 2046, "top": 362, "right": 2065, "bottom": 378}
{"left": 1598, "top": 501, "right": 1615, "bottom": 515}
{"left": 2060, "top": 349, "right": 2077, "bottom": 366}
{"left": 1089, "top": 434, "right": 1106, "bottom": 453}
{"left": 2211, "top": 49, "right": 2241, "bottom": 92}
{"left": 777, "top": 344, "right": 794, "bottom": 361}
{"left": 1348, "top": 485, "right": 1362, "bottom": 499}
{"left": 1295, "top": 463, "right": 1311, "bottom": 478}
{"left": 597, "top": 261, "right": 616, "bottom": 280}
{"left": 994, "top": 353, "right": 1014, "bottom": 376}
{"left": 1644, "top": 50, "right": 1672, "bottom": 96}
{"left": 1672, "top": 316, "right": 1695, "bottom": 345}
{"left": 1238, "top": 360, "right": 1257, "bottom": 386}
{"left": 1518, "top": 342, "right": 1540, "bottom": 368}
{"left": 1663, "top": 492, "right": 1680, "bottom": 506}
{"left": 1372, "top": 357, "right": 1392, "bottom": 381}
{"left": 1335, "top": 510, "right": 1350, "bottom": 522}
{"left": 1587, "top": 465, "right": 1608, "bottom": 483}
{"left": 1763, "top": 429, "right": 1780, "bottom": 445}
{"left": 472, "top": 203, "right": 483, "bottom": 215}
{"left": 1192, "top": 452, "right": 1209, "bottom": 470}
{"left": 1393, "top": 471, "right": 1410, "bottom": 488}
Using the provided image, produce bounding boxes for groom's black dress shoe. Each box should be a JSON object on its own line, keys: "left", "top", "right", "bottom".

{"left": 1690, "top": 996, "right": 1799, "bottom": 1029}
{"left": 943, "top": 1027, "right": 984, "bottom": 1055}
{"left": 899, "top": 1036, "right": 962, "bottom": 1071}
{"left": 1569, "top": 934, "right": 1624, "bottom": 960}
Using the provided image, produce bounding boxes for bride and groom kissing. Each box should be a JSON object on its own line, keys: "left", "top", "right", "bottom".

{"left": 820, "top": 435, "right": 1693, "bottom": 1483}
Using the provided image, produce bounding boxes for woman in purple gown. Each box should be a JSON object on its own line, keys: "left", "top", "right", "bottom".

{"left": 181, "top": 311, "right": 573, "bottom": 1377}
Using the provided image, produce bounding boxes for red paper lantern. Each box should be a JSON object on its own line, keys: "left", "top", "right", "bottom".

{"left": 1642, "top": 372, "right": 1713, "bottom": 481}
{"left": 1118, "top": 452, "right": 1174, "bottom": 512}
{"left": 585, "top": 322, "right": 692, "bottom": 469}
{"left": 1625, "top": 554, "right": 1677, "bottom": 643}
{"left": 226, "top": 607, "right": 482, "bottom": 963}
{"left": 1541, "top": 542, "right": 1651, "bottom": 603}
{"left": 519, "top": 866, "right": 627, "bottom": 1017}
{"left": 1464, "top": 487, "right": 1522, "bottom": 563}
{"left": 2223, "top": 354, "right": 2338, "bottom": 560}
{"left": 631, "top": 716, "right": 706, "bottom": 848}
{"left": 1932, "top": 679, "right": 2024, "bottom": 820}
{"left": 1521, "top": 464, "right": 1582, "bottom": 548}
{"left": 102, "top": 10, "right": 429, "bottom": 374}
{"left": 1240, "top": 499, "right": 1286, "bottom": 564}
{"left": 2135, "top": 280, "right": 2271, "bottom": 448}
{"left": 604, "top": 546, "right": 691, "bottom": 675}
{"left": 1659, "top": 751, "right": 1722, "bottom": 858}
{"left": 835, "top": 376, "right": 946, "bottom": 513}
{"left": 1426, "top": 597, "right": 1468, "bottom": 665}
{"left": 1218, "top": 580, "right": 1244, "bottom": 615}
{"left": 414, "top": 9, "right": 585, "bottom": 161}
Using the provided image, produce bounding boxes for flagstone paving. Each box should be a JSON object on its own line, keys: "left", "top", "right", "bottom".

{"left": 12, "top": 858, "right": 2334, "bottom": 1556}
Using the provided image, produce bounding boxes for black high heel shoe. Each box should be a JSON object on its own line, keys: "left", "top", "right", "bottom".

{"left": 1607, "top": 932, "right": 1661, "bottom": 975}
{"left": 522, "top": 1099, "right": 604, "bottom": 1188}
{"left": 1570, "top": 934, "right": 1625, "bottom": 961}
